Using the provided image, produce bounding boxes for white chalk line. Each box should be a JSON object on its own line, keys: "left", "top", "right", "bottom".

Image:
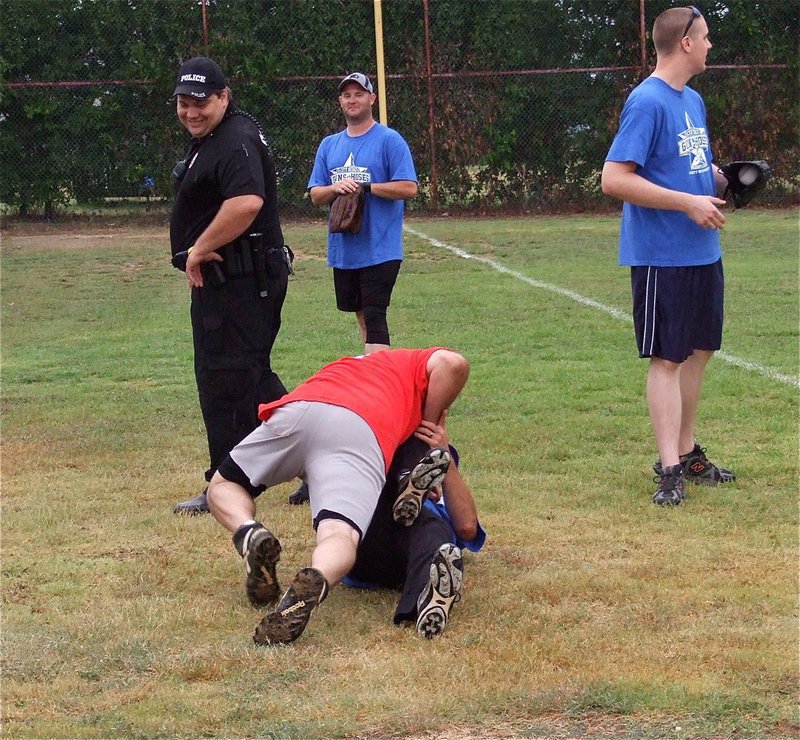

{"left": 404, "top": 224, "right": 799, "bottom": 390}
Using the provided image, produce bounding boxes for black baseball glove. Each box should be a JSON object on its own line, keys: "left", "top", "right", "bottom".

{"left": 329, "top": 187, "right": 365, "bottom": 234}
{"left": 719, "top": 160, "right": 771, "bottom": 209}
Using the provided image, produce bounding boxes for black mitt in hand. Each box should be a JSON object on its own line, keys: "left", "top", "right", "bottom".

{"left": 719, "top": 160, "right": 771, "bottom": 209}
{"left": 329, "top": 187, "right": 365, "bottom": 234}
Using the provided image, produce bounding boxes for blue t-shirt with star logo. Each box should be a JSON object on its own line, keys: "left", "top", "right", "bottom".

{"left": 606, "top": 76, "right": 721, "bottom": 267}
{"left": 308, "top": 123, "right": 417, "bottom": 269}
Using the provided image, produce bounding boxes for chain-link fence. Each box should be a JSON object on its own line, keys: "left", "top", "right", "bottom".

{"left": 2, "top": 0, "right": 797, "bottom": 217}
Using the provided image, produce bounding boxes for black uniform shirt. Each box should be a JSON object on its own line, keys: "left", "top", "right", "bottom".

{"left": 170, "top": 112, "right": 284, "bottom": 256}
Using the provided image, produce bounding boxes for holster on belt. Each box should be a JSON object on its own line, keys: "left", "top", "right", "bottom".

{"left": 177, "top": 234, "right": 292, "bottom": 296}
{"left": 171, "top": 249, "right": 226, "bottom": 285}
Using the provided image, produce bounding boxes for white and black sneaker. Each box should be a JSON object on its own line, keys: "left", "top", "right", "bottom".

{"left": 242, "top": 526, "right": 282, "bottom": 608}
{"left": 253, "top": 567, "right": 328, "bottom": 645}
{"left": 393, "top": 447, "right": 451, "bottom": 526}
{"left": 416, "top": 544, "right": 463, "bottom": 639}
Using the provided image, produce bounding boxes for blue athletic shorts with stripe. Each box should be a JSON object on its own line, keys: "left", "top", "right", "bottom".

{"left": 630, "top": 259, "right": 724, "bottom": 363}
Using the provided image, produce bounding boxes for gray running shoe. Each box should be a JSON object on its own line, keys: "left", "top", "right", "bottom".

{"left": 653, "top": 444, "right": 736, "bottom": 486}
{"left": 173, "top": 489, "right": 210, "bottom": 515}
{"left": 243, "top": 526, "right": 282, "bottom": 608}
{"left": 652, "top": 465, "right": 687, "bottom": 506}
{"left": 416, "top": 544, "right": 463, "bottom": 639}
{"left": 253, "top": 567, "right": 328, "bottom": 645}
{"left": 393, "top": 447, "right": 451, "bottom": 527}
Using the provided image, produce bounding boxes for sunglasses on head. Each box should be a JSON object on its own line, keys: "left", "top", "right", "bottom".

{"left": 683, "top": 5, "right": 701, "bottom": 38}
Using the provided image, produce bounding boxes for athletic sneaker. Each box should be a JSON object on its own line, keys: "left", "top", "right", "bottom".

{"left": 253, "top": 567, "right": 328, "bottom": 645}
{"left": 173, "top": 489, "right": 210, "bottom": 515}
{"left": 393, "top": 447, "right": 451, "bottom": 526}
{"left": 653, "top": 444, "right": 736, "bottom": 486}
{"left": 243, "top": 526, "right": 282, "bottom": 608}
{"left": 652, "top": 464, "right": 687, "bottom": 506}
{"left": 287, "top": 480, "right": 310, "bottom": 505}
{"left": 416, "top": 544, "right": 463, "bottom": 639}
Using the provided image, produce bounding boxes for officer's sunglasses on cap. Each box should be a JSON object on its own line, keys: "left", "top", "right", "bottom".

{"left": 682, "top": 6, "right": 701, "bottom": 38}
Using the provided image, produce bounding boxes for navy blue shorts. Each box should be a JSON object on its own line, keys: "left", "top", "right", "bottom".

{"left": 333, "top": 260, "right": 401, "bottom": 313}
{"left": 631, "top": 259, "right": 724, "bottom": 363}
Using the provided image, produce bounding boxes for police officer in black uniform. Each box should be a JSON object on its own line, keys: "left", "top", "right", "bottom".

{"left": 170, "top": 57, "right": 291, "bottom": 514}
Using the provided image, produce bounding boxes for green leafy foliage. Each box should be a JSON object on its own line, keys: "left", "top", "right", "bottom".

{"left": 0, "top": 0, "right": 797, "bottom": 214}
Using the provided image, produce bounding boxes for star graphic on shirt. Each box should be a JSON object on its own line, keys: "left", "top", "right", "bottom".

{"left": 677, "top": 112, "right": 710, "bottom": 173}
{"left": 331, "top": 153, "right": 370, "bottom": 185}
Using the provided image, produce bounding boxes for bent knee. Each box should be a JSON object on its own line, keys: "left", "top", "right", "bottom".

{"left": 317, "top": 518, "right": 361, "bottom": 545}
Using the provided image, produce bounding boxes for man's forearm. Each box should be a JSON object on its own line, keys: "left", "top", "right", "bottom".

{"left": 442, "top": 465, "right": 478, "bottom": 542}
{"left": 601, "top": 164, "right": 692, "bottom": 212}
{"left": 601, "top": 160, "right": 726, "bottom": 229}
{"left": 309, "top": 185, "right": 338, "bottom": 207}
{"left": 191, "top": 195, "right": 263, "bottom": 256}
{"left": 369, "top": 180, "right": 417, "bottom": 200}
{"left": 310, "top": 179, "right": 418, "bottom": 207}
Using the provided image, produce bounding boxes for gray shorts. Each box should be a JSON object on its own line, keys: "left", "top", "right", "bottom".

{"left": 229, "top": 401, "right": 385, "bottom": 536}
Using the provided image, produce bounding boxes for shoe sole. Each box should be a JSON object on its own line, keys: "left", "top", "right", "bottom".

{"left": 416, "top": 544, "right": 463, "bottom": 639}
{"left": 651, "top": 493, "right": 685, "bottom": 506}
{"left": 253, "top": 567, "right": 326, "bottom": 645}
{"left": 393, "top": 448, "right": 451, "bottom": 527}
{"left": 245, "top": 529, "right": 282, "bottom": 608}
{"left": 173, "top": 505, "right": 210, "bottom": 515}
{"left": 687, "top": 472, "right": 736, "bottom": 487}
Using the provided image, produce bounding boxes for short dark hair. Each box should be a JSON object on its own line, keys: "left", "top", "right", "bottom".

{"left": 653, "top": 6, "right": 702, "bottom": 55}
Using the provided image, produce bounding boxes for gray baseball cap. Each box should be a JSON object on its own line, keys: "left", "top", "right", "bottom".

{"left": 338, "top": 72, "right": 374, "bottom": 94}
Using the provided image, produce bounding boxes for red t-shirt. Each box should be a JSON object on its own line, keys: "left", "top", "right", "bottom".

{"left": 258, "top": 347, "right": 443, "bottom": 471}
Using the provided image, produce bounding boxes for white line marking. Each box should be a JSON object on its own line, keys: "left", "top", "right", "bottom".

{"left": 404, "top": 224, "right": 799, "bottom": 389}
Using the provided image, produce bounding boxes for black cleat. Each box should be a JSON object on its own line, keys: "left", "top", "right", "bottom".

{"left": 393, "top": 448, "right": 451, "bottom": 527}
{"left": 253, "top": 567, "right": 328, "bottom": 645}
{"left": 416, "top": 544, "right": 463, "bottom": 639}
{"left": 243, "top": 526, "right": 282, "bottom": 608}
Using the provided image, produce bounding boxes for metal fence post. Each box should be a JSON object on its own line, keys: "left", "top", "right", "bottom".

{"left": 639, "top": 0, "right": 647, "bottom": 78}
{"left": 202, "top": 0, "right": 209, "bottom": 56}
{"left": 422, "top": 0, "right": 439, "bottom": 208}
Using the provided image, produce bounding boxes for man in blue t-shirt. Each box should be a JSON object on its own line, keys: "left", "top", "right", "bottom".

{"left": 308, "top": 72, "right": 418, "bottom": 355}
{"left": 601, "top": 6, "right": 736, "bottom": 506}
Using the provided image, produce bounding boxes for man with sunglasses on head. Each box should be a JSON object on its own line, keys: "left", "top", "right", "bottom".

{"left": 169, "top": 57, "right": 292, "bottom": 516}
{"left": 602, "top": 7, "right": 736, "bottom": 507}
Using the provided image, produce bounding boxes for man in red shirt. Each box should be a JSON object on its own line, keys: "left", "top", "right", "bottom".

{"left": 206, "top": 347, "right": 469, "bottom": 645}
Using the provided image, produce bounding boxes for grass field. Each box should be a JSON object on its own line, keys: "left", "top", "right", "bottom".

{"left": 2, "top": 210, "right": 798, "bottom": 738}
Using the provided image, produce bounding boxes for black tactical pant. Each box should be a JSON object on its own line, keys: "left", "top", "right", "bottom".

{"left": 191, "top": 250, "right": 289, "bottom": 483}
{"left": 347, "top": 436, "right": 456, "bottom": 624}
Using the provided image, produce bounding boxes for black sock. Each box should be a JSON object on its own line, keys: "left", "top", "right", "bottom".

{"left": 232, "top": 521, "right": 260, "bottom": 557}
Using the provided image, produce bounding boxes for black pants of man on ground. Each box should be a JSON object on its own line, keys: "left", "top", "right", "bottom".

{"left": 347, "top": 436, "right": 456, "bottom": 624}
